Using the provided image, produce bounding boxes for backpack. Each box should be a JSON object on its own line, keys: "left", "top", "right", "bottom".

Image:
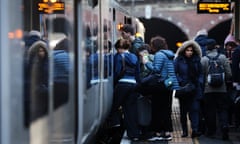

{"left": 206, "top": 53, "right": 225, "bottom": 87}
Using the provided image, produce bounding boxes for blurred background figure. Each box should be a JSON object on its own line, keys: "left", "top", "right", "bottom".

{"left": 53, "top": 38, "right": 70, "bottom": 109}
{"left": 27, "top": 40, "right": 49, "bottom": 122}
{"left": 194, "top": 29, "right": 208, "bottom": 57}
{"left": 120, "top": 24, "right": 144, "bottom": 55}
{"left": 201, "top": 39, "right": 232, "bottom": 140}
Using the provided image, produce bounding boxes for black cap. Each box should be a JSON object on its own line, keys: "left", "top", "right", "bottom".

{"left": 121, "top": 24, "right": 134, "bottom": 35}
{"left": 206, "top": 39, "right": 217, "bottom": 50}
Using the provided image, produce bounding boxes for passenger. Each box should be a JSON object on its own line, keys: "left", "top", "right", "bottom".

{"left": 174, "top": 40, "right": 203, "bottom": 138}
{"left": 231, "top": 43, "right": 240, "bottom": 129}
{"left": 200, "top": 39, "right": 232, "bottom": 140}
{"left": 136, "top": 44, "right": 154, "bottom": 82}
{"left": 224, "top": 34, "right": 239, "bottom": 127}
{"left": 194, "top": 29, "right": 209, "bottom": 57}
{"left": 140, "top": 36, "right": 179, "bottom": 141}
{"left": 26, "top": 40, "right": 49, "bottom": 122}
{"left": 224, "top": 34, "right": 238, "bottom": 65}
{"left": 120, "top": 24, "right": 144, "bottom": 55}
{"left": 135, "top": 44, "right": 154, "bottom": 137}
{"left": 109, "top": 38, "right": 141, "bottom": 141}
{"left": 23, "top": 30, "right": 44, "bottom": 127}
{"left": 53, "top": 38, "right": 70, "bottom": 109}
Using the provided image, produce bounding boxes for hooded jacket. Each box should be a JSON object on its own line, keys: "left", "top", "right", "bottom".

{"left": 174, "top": 40, "right": 204, "bottom": 99}
{"left": 114, "top": 51, "right": 140, "bottom": 84}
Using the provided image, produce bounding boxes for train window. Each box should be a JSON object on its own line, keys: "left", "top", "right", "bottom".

{"left": 84, "top": 10, "right": 100, "bottom": 87}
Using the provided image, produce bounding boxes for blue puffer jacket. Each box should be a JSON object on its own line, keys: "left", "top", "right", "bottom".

{"left": 145, "top": 50, "right": 180, "bottom": 90}
{"left": 53, "top": 50, "right": 70, "bottom": 83}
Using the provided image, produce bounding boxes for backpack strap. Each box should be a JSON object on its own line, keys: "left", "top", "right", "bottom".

{"left": 206, "top": 53, "right": 220, "bottom": 61}
{"left": 116, "top": 54, "right": 126, "bottom": 81}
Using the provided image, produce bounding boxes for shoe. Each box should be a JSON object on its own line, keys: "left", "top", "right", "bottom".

{"left": 111, "top": 124, "right": 120, "bottom": 128}
{"left": 147, "top": 136, "right": 163, "bottom": 141}
{"left": 163, "top": 134, "right": 172, "bottom": 141}
{"left": 191, "top": 131, "right": 201, "bottom": 138}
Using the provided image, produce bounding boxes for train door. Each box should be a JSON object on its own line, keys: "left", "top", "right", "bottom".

{"left": 77, "top": 0, "right": 104, "bottom": 143}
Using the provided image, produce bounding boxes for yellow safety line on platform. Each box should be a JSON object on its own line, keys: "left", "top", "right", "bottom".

{"left": 193, "top": 137, "right": 199, "bottom": 144}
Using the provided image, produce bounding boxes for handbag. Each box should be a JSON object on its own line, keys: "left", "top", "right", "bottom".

{"left": 181, "top": 82, "right": 196, "bottom": 93}
{"left": 140, "top": 73, "right": 161, "bottom": 87}
{"left": 137, "top": 95, "right": 152, "bottom": 126}
{"left": 175, "top": 82, "right": 196, "bottom": 98}
{"left": 136, "top": 73, "right": 173, "bottom": 96}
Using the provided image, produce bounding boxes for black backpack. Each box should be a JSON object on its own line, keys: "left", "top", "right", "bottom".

{"left": 206, "top": 53, "right": 225, "bottom": 87}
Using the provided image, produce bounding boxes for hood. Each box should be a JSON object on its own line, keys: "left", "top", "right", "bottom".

{"left": 28, "top": 40, "right": 48, "bottom": 60}
{"left": 133, "top": 37, "right": 144, "bottom": 46}
{"left": 196, "top": 29, "right": 208, "bottom": 37}
{"left": 194, "top": 35, "right": 209, "bottom": 46}
{"left": 160, "top": 50, "right": 175, "bottom": 60}
{"left": 175, "top": 40, "right": 202, "bottom": 58}
{"left": 224, "top": 34, "right": 238, "bottom": 46}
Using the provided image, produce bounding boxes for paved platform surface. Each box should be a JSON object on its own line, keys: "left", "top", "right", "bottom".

{"left": 120, "top": 96, "right": 240, "bottom": 144}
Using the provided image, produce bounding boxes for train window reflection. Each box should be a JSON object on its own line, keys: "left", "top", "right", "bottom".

{"left": 85, "top": 20, "right": 100, "bottom": 88}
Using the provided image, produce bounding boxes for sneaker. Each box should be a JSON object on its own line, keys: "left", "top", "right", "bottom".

{"left": 163, "top": 134, "right": 172, "bottom": 141}
{"left": 147, "top": 136, "right": 163, "bottom": 141}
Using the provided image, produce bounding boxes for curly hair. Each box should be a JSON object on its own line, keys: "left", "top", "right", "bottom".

{"left": 150, "top": 36, "right": 168, "bottom": 51}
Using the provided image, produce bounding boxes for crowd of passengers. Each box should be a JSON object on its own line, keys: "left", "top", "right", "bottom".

{"left": 106, "top": 24, "right": 240, "bottom": 142}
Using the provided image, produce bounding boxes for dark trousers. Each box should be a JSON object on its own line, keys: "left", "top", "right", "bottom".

{"left": 109, "top": 82, "right": 140, "bottom": 138}
{"left": 204, "top": 92, "right": 229, "bottom": 134}
{"left": 179, "top": 95, "right": 200, "bottom": 133}
{"left": 151, "top": 89, "right": 173, "bottom": 132}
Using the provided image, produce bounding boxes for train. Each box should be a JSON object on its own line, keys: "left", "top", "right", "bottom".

{"left": 0, "top": 0, "right": 145, "bottom": 144}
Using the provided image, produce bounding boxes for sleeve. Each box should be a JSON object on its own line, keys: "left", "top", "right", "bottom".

{"left": 145, "top": 52, "right": 165, "bottom": 73}
{"left": 221, "top": 55, "right": 232, "bottom": 81}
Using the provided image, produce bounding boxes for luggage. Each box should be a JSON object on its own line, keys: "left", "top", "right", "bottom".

{"left": 137, "top": 95, "right": 152, "bottom": 126}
